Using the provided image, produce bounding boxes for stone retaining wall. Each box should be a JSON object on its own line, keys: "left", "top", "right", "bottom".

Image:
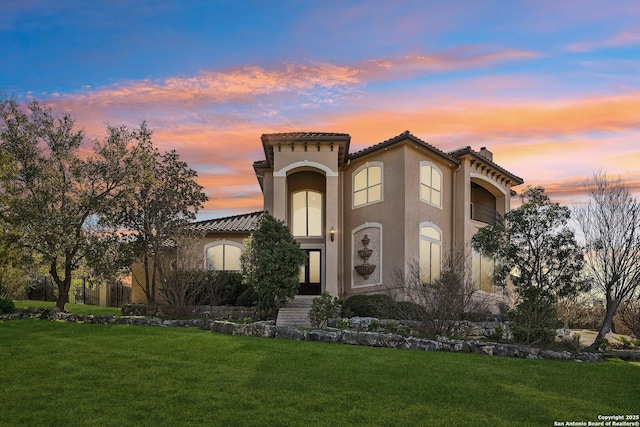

{"left": 2, "top": 308, "right": 603, "bottom": 362}
{"left": 121, "top": 303, "right": 256, "bottom": 321}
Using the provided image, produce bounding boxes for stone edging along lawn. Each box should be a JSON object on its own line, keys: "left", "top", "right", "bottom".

{"left": 0, "top": 307, "right": 606, "bottom": 362}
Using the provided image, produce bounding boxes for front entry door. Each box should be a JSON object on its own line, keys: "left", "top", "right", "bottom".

{"left": 299, "top": 249, "right": 321, "bottom": 295}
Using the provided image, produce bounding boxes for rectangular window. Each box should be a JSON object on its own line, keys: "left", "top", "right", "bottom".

{"left": 307, "top": 192, "right": 322, "bottom": 236}
{"left": 292, "top": 191, "right": 308, "bottom": 236}
{"left": 308, "top": 250, "right": 321, "bottom": 283}
{"left": 473, "top": 249, "right": 495, "bottom": 293}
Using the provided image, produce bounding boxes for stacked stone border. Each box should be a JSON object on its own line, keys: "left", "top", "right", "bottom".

{"left": 1, "top": 307, "right": 605, "bottom": 362}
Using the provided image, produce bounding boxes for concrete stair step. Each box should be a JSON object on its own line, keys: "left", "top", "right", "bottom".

{"left": 276, "top": 296, "right": 316, "bottom": 327}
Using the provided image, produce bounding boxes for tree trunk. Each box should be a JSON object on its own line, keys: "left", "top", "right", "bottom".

{"left": 142, "top": 253, "right": 154, "bottom": 304}
{"left": 50, "top": 258, "right": 73, "bottom": 311}
{"left": 587, "top": 297, "right": 620, "bottom": 350}
{"left": 55, "top": 278, "right": 71, "bottom": 311}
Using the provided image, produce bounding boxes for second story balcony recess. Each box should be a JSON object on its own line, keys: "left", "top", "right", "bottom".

{"left": 470, "top": 203, "right": 504, "bottom": 227}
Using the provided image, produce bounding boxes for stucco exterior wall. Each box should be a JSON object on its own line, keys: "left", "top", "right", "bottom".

{"left": 343, "top": 145, "right": 405, "bottom": 295}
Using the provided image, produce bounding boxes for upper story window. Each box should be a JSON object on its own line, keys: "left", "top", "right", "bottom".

{"left": 420, "top": 161, "right": 442, "bottom": 208}
{"left": 353, "top": 163, "right": 383, "bottom": 208}
{"left": 419, "top": 223, "right": 442, "bottom": 284}
{"left": 205, "top": 241, "right": 242, "bottom": 271}
{"left": 292, "top": 190, "right": 323, "bottom": 237}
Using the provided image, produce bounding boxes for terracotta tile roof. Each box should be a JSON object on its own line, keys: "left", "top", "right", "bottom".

{"left": 448, "top": 146, "right": 524, "bottom": 185}
{"left": 190, "top": 211, "right": 263, "bottom": 234}
{"left": 348, "top": 130, "right": 459, "bottom": 165}
{"left": 260, "top": 132, "right": 352, "bottom": 169}
{"left": 261, "top": 131, "right": 350, "bottom": 140}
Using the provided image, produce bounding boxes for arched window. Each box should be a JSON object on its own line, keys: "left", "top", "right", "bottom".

{"left": 419, "top": 224, "right": 441, "bottom": 283}
{"left": 353, "top": 163, "right": 383, "bottom": 207}
{"left": 205, "top": 241, "right": 242, "bottom": 271}
{"left": 292, "top": 190, "right": 323, "bottom": 237}
{"left": 420, "top": 161, "right": 442, "bottom": 208}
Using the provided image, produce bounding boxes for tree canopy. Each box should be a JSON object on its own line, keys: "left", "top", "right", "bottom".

{"left": 575, "top": 172, "right": 640, "bottom": 348}
{"left": 103, "top": 123, "right": 207, "bottom": 303}
{"left": 241, "top": 212, "right": 306, "bottom": 319}
{"left": 472, "top": 186, "right": 588, "bottom": 344}
{"left": 0, "top": 97, "right": 136, "bottom": 310}
{"left": 0, "top": 97, "right": 206, "bottom": 309}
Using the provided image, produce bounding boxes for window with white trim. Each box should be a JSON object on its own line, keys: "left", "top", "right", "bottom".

{"left": 353, "top": 163, "right": 382, "bottom": 207}
{"left": 419, "top": 224, "right": 441, "bottom": 283}
{"left": 292, "top": 190, "right": 323, "bottom": 237}
{"left": 420, "top": 161, "right": 442, "bottom": 208}
{"left": 205, "top": 241, "right": 242, "bottom": 271}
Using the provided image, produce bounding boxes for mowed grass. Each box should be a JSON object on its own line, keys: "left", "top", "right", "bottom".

{"left": 0, "top": 320, "right": 638, "bottom": 427}
{"left": 13, "top": 300, "right": 122, "bottom": 316}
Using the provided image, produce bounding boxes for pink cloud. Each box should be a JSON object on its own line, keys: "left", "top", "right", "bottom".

{"left": 34, "top": 55, "right": 640, "bottom": 217}
{"left": 567, "top": 30, "right": 640, "bottom": 52}
{"left": 53, "top": 63, "right": 361, "bottom": 112}
{"left": 361, "top": 48, "right": 540, "bottom": 78}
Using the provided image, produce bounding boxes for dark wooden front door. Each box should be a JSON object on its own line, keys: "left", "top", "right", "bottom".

{"left": 298, "top": 249, "right": 321, "bottom": 295}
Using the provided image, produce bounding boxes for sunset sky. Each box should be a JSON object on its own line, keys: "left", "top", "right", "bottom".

{"left": 2, "top": 1, "right": 640, "bottom": 219}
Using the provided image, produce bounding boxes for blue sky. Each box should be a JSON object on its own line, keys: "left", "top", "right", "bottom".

{"left": 2, "top": 0, "right": 640, "bottom": 218}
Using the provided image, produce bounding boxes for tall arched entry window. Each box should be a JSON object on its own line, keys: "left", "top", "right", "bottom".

{"left": 292, "top": 190, "right": 323, "bottom": 237}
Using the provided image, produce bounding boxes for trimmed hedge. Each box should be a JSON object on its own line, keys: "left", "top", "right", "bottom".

{"left": 342, "top": 294, "right": 399, "bottom": 319}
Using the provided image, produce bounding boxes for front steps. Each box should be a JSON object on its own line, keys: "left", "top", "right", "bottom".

{"left": 276, "top": 295, "right": 315, "bottom": 328}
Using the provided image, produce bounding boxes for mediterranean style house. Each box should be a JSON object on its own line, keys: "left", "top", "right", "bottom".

{"left": 131, "top": 130, "right": 523, "bottom": 304}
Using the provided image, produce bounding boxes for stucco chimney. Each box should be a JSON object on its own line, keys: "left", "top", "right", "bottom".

{"left": 479, "top": 147, "right": 493, "bottom": 161}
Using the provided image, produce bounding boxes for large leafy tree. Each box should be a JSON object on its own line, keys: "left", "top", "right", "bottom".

{"left": 472, "top": 186, "right": 588, "bottom": 344}
{"left": 0, "top": 97, "right": 135, "bottom": 310}
{"left": 106, "top": 123, "right": 207, "bottom": 303}
{"left": 575, "top": 173, "right": 640, "bottom": 348}
{"left": 241, "top": 212, "right": 306, "bottom": 320}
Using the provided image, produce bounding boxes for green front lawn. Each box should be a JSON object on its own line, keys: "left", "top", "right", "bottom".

{"left": 13, "top": 300, "right": 122, "bottom": 316}
{"left": 0, "top": 320, "right": 638, "bottom": 426}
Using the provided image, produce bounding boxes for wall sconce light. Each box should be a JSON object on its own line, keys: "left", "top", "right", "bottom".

{"left": 330, "top": 226, "right": 336, "bottom": 242}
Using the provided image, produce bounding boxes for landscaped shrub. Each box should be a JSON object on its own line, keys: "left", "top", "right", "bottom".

{"left": 341, "top": 294, "right": 399, "bottom": 319}
{"left": 0, "top": 296, "right": 15, "bottom": 313}
{"left": 160, "top": 269, "right": 217, "bottom": 315}
{"left": 240, "top": 213, "right": 306, "bottom": 319}
{"left": 309, "top": 292, "right": 339, "bottom": 328}
{"left": 487, "top": 325, "right": 505, "bottom": 342}
{"left": 235, "top": 287, "right": 258, "bottom": 307}
{"left": 512, "top": 324, "right": 556, "bottom": 346}
{"left": 395, "top": 300, "right": 428, "bottom": 321}
{"left": 211, "top": 271, "right": 247, "bottom": 306}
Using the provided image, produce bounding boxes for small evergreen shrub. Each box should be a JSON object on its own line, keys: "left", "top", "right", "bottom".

{"left": 236, "top": 287, "right": 258, "bottom": 307}
{"left": 309, "top": 292, "right": 339, "bottom": 329}
{"left": 569, "top": 332, "right": 583, "bottom": 352}
{"left": 487, "top": 325, "right": 505, "bottom": 342}
{"left": 512, "top": 325, "right": 556, "bottom": 345}
{"left": 367, "top": 319, "right": 381, "bottom": 332}
{"left": 335, "top": 319, "right": 349, "bottom": 330}
{"left": 0, "top": 296, "right": 16, "bottom": 313}
{"left": 214, "top": 272, "right": 247, "bottom": 305}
